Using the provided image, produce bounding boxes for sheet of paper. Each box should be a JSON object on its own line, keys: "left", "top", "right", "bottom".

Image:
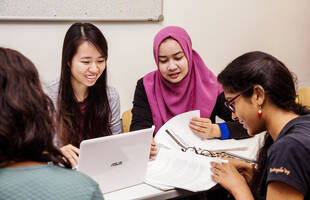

{"left": 145, "top": 149, "right": 224, "bottom": 192}
{"left": 155, "top": 110, "right": 248, "bottom": 152}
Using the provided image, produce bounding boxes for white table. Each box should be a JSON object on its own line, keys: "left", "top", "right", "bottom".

{"left": 104, "top": 183, "right": 192, "bottom": 200}
{"left": 103, "top": 133, "right": 265, "bottom": 200}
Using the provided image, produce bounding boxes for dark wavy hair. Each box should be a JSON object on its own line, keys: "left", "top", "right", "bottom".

{"left": 57, "top": 22, "right": 112, "bottom": 147}
{"left": 0, "top": 47, "right": 69, "bottom": 168}
{"left": 217, "top": 51, "right": 310, "bottom": 198}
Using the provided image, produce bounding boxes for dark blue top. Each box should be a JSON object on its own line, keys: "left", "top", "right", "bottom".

{"left": 259, "top": 114, "right": 310, "bottom": 199}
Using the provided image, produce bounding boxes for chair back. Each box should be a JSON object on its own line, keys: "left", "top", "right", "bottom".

{"left": 297, "top": 87, "right": 310, "bottom": 107}
{"left": 122, "top": 109, "right": 132, "bottom": 133}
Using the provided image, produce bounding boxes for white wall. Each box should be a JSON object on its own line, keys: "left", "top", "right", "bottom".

{"left": 1, "top": 0, "right": 310, "bottom": 113}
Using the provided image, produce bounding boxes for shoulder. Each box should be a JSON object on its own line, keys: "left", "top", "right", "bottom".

{"left": 107, "top": 85, "right": 120, "bottom": 101}
{"left": 270, "top": 132, "right": 310, "bottom": 156}
{"left": 46, "top": 164, "right": 100, "bottom": 187}
{"left": 44, "top": 79, "right": 59, "bottom": 92}
{"left": 271, "top": 118, "right": 310, "bottom": 152}
{"left": 43, "top": 79, "right": 60, "bottom": 105}
{"left": 135, "top": 78, "right": 146, "bottom": 92}
{"left": 137, "top": 77, "right": 144, "bottom": 85}
{"left": 267, "top": 124, "right": 310, "bottom": 169}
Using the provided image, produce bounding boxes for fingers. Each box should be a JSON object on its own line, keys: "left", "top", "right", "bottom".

{"left": 189, "top": 117, "right": 213, "bottom": 138}
{"left": 69, "top": 145, "right": 80, "bottom": 155}
{"left": 210, "top": 162, "right": 225, "bottom": 184}
{"left": 60, "top": 144, "right": 79, "bottom": 167}
{"left": 150, "top": 138, "right": 157, "bottom": 158}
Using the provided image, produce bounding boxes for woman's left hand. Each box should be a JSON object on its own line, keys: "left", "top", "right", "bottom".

{"left": 189, "top": 117, "right": 221, "bottom": 138}
{"left": 211, "top": 161, "right": 253, "bottom": 200}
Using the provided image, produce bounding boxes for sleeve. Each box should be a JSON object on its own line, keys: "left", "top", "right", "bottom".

{"left": 130, "top": 78, "right": 153, "bottom": 131}
{"left": 43, "top": 79, "right": 59, "bottom": 108}
{"left": 108, "top": 86, "right": 122, "bottom": 135}
{"left": 43, "top": 79, "right": 63, "bottom": 146}
{"left": 266, "top": 136, "right": 310, "bottom": 196}
{"left": 210, "top": 92, "right": 250, "bottom": 139}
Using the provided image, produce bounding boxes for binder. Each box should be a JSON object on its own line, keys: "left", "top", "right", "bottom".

{"left": 165, "top": 129, "right": 257, "bottom": 164}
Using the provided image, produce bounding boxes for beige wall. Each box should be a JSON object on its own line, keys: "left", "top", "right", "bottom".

{"left": 1, "top": 0, "right": 309, "bottom": 113}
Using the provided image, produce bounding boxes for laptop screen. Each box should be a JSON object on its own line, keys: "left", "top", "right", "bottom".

{"left": 77, "top": 127, "right": 154, "bottom": 193}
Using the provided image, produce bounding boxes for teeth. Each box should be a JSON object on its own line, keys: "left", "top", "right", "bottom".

{"left": 87, "top": 75, "right": 96, "bottom": 78}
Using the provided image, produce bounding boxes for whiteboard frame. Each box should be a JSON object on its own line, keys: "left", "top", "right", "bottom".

{"left": 0, "top": 15, "right": 164, "bottom": 22}
{"left": 0, "top": 0, "right": 163, "bottom": 22}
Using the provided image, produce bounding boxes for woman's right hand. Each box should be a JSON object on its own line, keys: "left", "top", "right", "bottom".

{"left": 223, "top": 157, "right": 254, "bottom": 184}
{"left": 59, "top": 144, "right": 80, "bottom": 168}
{"left": 211, "top": 161, "right": 254, "bottom": 200}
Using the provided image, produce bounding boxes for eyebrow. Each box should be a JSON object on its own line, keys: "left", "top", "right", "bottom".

{"left": 158, "top": 51, "right": 183, "bottom": 59}
{"left": 80, "top": 56, "right": 105, "bottom": 59}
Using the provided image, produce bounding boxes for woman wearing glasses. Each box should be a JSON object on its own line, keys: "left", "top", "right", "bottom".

{"left": 130, "top": 26, "right": 248, "bottom": 158}
{"left": 211, "top": 51, "right": 310, "bottom": 200}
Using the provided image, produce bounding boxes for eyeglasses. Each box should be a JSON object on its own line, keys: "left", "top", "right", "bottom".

{"left": 224, "top": 87, "right": 252, "bottom": 113}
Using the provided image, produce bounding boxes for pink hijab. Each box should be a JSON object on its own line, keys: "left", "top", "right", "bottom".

{"left": 143, "top": 26, "right": 223, "bottom": 134}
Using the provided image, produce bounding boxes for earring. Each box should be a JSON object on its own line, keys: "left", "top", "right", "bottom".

{"left": 258, "top": 105, "right": 262, "bottom": 117}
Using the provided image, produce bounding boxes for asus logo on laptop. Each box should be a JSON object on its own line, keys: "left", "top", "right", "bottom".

{"left": 110, "top": 161, "right": 123, "bottom": 167}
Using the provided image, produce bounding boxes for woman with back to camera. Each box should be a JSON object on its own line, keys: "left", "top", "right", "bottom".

{"left": 45, "top": 23, "right": 121, "bottom": 167}
{"left": 0, "top": 47, "right": 104, "bottom": 200}
{"left": 211, "top": 51, "right": 310, "bottom": 200}
{"left": 130, "top": 26, "right": 249, "bottom": 157}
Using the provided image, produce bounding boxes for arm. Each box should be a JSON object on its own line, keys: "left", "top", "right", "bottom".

{"left": 265, "top": 136, "right": 310, "bottom": 199}
{"left": 189, "top": 93, "right": 249, "bottom": 139}
{"left": 211, "top": 161, "right": 254, "bottom": 200}
{"left": 130, "top": 78, "right": 153, "bottom": 131}
{"left": 266, "top": 182, "right": 304, "bottom": 200}
{"left": 108, "top": 86, "right": 122, "bottom": 135}
{"left": 130, "top": 78, "right": 157, "bottom": 158}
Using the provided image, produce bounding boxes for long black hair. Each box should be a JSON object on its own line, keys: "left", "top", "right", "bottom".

{"left": 57, "top": 22, "right": 112, "bottom": 147}
{"left": 0, "top": 47, "right": 69, "bottom": 168}
{"left": 217, "top": 51, "right": 310, "bottom": 197}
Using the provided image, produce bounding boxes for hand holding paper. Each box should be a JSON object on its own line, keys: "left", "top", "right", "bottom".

{"left": 189, "top": 117, "right": 221, "bottom": 138}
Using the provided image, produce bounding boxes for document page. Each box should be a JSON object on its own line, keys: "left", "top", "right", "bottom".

{"left": 155, "top": 110, "right": 247, "bottom": 151}
{"left": 145, "top": 148, "right": 226, "bottom": 192}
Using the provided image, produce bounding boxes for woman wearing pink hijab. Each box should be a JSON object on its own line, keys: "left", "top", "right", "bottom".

{"left": 130, "top": 26, "right": 248, "bottom": 157}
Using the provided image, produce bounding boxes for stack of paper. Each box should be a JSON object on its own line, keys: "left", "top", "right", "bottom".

{"left": 145, "top": 148, "right": 226, "bottom": 192}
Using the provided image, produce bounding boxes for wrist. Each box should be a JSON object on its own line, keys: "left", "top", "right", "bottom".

{"left": 231, "top": 183, "right": 254, "bottom": 200}
{"left": 211, "top": 124, "right": 221, "bottom": 138}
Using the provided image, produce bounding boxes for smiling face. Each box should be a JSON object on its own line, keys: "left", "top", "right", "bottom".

{"left": 158, "top": 38, "right": 189, "bottom": 83}
{"left": 70, "top": 41, "right": 106, "bottom": 96}
{"left": 224, "top": 89, "right": 265, "bottom": 136}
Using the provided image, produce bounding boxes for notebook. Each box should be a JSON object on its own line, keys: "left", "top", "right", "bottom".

{"left": 77, "top": 127, "right": 154, "bottom": 193}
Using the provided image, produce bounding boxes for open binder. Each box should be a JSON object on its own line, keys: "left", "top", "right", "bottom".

{"left": 145, "top": 111, "right": 260, "bottom": 192}
{"left": 165, "top": 129, "right": 257, "bottom": 164}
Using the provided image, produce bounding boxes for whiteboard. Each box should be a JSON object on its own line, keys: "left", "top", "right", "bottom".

{"left": 0, "top": 0, "right": 163, "bottom": 21}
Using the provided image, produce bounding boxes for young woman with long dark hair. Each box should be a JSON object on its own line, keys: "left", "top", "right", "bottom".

{"left": 45, "top": 23, "right": 121, "bottom": 167}
{"left": 211, "top": 51, "right": 310, "bottom": 200}
{"left": 0, "top": 47, "right": 103, "bottom": 200}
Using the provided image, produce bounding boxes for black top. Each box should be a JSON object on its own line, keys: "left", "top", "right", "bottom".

{"left": 258, "top": 114, "right": 310, "bottom": 200}
{"left": 130, "top": 78, "right": 249, "bottom": 139}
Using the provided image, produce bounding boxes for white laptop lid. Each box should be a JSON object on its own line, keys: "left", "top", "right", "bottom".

{"left": 77, "top": 127, "right": 154, "bottom": 194}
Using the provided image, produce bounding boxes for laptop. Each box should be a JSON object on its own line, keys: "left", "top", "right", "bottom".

{"left": 77, "top": 127, "right": 154, "bottom": 194}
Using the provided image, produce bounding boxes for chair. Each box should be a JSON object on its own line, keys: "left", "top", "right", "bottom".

{"left": 297, "top": 87, "right": 310, "bottom": 107}
{"left": 122, "top": 109, "right": 132, "bottom": 133}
